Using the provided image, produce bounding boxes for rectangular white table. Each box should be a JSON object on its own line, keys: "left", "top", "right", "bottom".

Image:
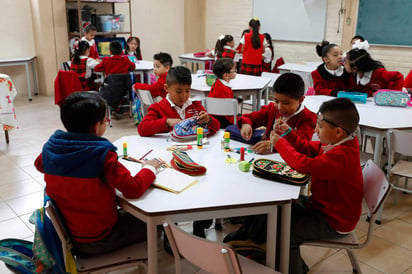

{"left": 0, "top": 56, "right": 39, "bottom": 101}
{"left": 190, "top": 74, "right": 272, "bottom": 111}
{"left": 278, "top": 61, "right": 321, "bottom": 91}
{"left": 303, "top": 95, "right": 412, "bottom": 166}
{"left": 114, "top": 132, "right": 300, "bottom": 273}
{"left": 179, "top": 53, "right": 214, "bottom": 72}
{"left": 134, "top": 60, "right": 153, "bottom": 84}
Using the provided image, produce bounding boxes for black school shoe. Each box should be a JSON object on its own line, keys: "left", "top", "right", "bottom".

{"left": 223, "top": 225, "right": 248, "bottom": 243}
{"left": 193, "top": 219, "right": 213, "bottom": 238}
{"left": 162, "top": 229, "right": 173, "bottom": 255}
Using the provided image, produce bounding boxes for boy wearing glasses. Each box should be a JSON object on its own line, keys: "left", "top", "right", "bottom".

{"left": 34, "top": 91, "right": 162, "bottom": 257}
{"left": 208, "top": 57, "right": 238, "bottom": 128}
{"left": 270, "top": 97, "right": 363, "bottom": 274}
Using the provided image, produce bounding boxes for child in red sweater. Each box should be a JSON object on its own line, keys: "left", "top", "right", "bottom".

{"left": 138, "top": 66, "right": 220, "bottom": 136}
{"left": 208, "top": 57, "right": 237, "bottom": 128}
{"left": 34, "top": 91, "right": 161, "bottom": 256}
{"left": 312, "top": 40, "right": 350, "bottom": 96}
{"left": 94, "top": 40, "right": 136, "bottom": 76}
{"left": 239, "top": 72, "right": 317, "bottom": 154}
{"left": 270, "top": 97, "right": 363, "bottom": 274}
{"left": 81, "top": 24, "right": 100, "bottom": 60}
{"left": 133, "top": 52, "right": 172, "bottom": 102}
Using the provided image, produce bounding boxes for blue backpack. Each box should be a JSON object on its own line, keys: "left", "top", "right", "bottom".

{"left": 0, "top": 239, "right": 37, "bottom": 274}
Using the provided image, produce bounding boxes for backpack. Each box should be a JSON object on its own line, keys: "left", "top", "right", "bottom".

{"left": 131, "top": 95, "right": 143, "bottom": 125}
{"left": 0, "top": 239, "right": 37, "bottom": 274}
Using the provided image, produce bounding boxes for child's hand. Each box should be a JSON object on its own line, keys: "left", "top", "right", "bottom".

{"left": 197, "top": 111, "right": 211, "bottom": 124}
{"left": 274, "top": 118, "right": 290, "bottom": 134}
{"left": 166, "top": 118, "right": 181, "bottom": 128}
{"left": 143, "top": 159, "right": 163, "bottom": 169}
{"left": 252, "top": 140, "right": 271, "bottom": 154}
{"left": 96, "top": 58, "right": 102, "bottom": 63}
{"left": 270, "top": 131, "right": 281, "bottom": 146}
{"left": 240, "top": 124, "right": 253, "bottom": 141}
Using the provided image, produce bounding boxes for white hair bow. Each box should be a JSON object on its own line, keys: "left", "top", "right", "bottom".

{"left": 218, "top": 34, "right": 225, "bottom": 41}
{"left": 352, "top": 39, "right": 370, "bottom": 51}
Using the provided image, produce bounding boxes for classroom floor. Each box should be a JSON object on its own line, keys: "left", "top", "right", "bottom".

{"left": 0, "top": 95, "right": 411, "bottom": 273}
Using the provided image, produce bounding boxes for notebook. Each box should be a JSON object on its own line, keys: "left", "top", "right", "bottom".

{"left": 153, "top": 168, "right": 198, "bottom": 194}
{"left": 127, "top": 55, "right": 137, "bottom": 63}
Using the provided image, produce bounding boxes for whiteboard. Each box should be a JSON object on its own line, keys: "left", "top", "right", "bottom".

{"left": 253, "top": 0, "right": 327, "bottom": 42}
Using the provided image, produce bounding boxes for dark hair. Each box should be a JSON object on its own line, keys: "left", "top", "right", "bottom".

{"left": 351, "top": 35, "right": 365, "bottom": 43}
{"left": 154, "top": 52, "right": 173, "bottom": 67}
{"left": 72, "top": 41, "right": 90, "bottom": 64}
{"left": 346, "top": 48, "right": 384, "bottom": 72}
{"left": 315, "top": 40, "right": 339, "bottom": 58}
{"left": 213, "top": 58, "right": 235, "bottom": 79}
{"left": 166, "top": 66, "right": 192, "bottom": 86}
{"left": 273, "top": 72, "right": 305, "bottom": 100}
{"left": 241, "top": 29, "right": 250, "bottom": 37}
{"left": 84, "top": 24, "right": 97, "bottom": 33}
{"left": 318, "top": 97, "right": 359, "bottom": 134}
{"left": 215, "top": 35, "right": 234, "bottom": 58}
{"left": 249, "top": 18, "right": 261, "bottom": 49}
{"left": 60, "top": 91, "right": 107, "bottom": 133}
{"left": 263, "top": 33, "right": 274, "bottom": 62}
{"left": 125, "top": 36, "right": 142, "bottom": 60}
{"left": 109, "top": 40, "right": 123, "bottom": 55}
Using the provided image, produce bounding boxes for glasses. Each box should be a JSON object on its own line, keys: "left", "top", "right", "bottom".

{"left": 229, "top": 69, "right": 237, "bottom": 74}
{"left": 317, "top": 112, "right": 351, "bottom": 135}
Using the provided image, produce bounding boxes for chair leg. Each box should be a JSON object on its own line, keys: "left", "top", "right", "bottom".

{"left": 107, "top": 106, "right": 112, "bottom": 127}
{"left": 4, "top": 130, "right": 9, "bottom": 144}
{"left": 346, "top": 249, "right": 362, "bottom": 274}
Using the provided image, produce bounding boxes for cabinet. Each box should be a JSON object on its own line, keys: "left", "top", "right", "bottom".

{"left": 66, "top": 0, "right": 132, "bottom": 38}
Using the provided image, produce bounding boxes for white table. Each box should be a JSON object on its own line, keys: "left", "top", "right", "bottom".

{"left": 0, "top": 56, "right": 39, "bottom": 101}
{"left": 114, "top": 132, "right": 300, "bottom": 274}
{"left": 134, "top": 60, "right": 153, "bottom": 84}
{"left": 278, "top": 62, "right": 321, "bottom": 90}
{"left": 190, "top": 74, "right": 272, "bottom": 111}
{"left": 179, "top": 53, "right": 214, "bottom": 72}
{"left": 303, "top": 95, "right": 412, "bottom": 166}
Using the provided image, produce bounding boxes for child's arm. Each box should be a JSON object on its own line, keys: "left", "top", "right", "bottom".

{"left": 384, "top": 70, "right": 404, "bottom": 91}
{"left": 133, "top": 78, "right": 165, "bottom": 98}
{"left": 94, "top": 59, "right": 104, "bottom": 72}
{"left": 137, "top": 104, "right": 172, "bottom": 136}
{"left": 34, "top": 154, "right": 44, "bottom": 173}
{"left": 237, "top": 104, "right": 272, "bottom": 130}
{"left": 311, "top": 70, "right": 340, "bottom": 96}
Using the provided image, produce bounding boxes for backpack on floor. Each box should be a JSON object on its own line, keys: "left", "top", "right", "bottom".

{"left": 131, "top": 96, "right": 143, "bottom": 125}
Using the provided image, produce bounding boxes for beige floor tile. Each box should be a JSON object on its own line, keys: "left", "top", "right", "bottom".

{"left": 0, "top": 178, "right": 43, "bottom": 200}
{"left": 373, "top": 218, "right": 412, "bottom": 250}
{"left": 5, "top": 191, "right": 44, "bottom": 216}
{"left": 0, "top": 201, "right": 17, "bottom": 222}
{"left": 403, "top": 266, "right": 412, "bottom": 274}
{"left": 0, "top": 167, "right": 32, "bottom": 186}
{"left": 0, "top": 217, "right": 33, "bottom": 239}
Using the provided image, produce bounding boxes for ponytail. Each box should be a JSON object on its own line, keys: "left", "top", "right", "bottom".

{"left": 72, "top": 41, "right": 90, "bottom": 64}
{"left": 215, "top": 34, "right": 234, "bottom": 58}
{"left": 249, "top": 18, "right": 261, "bottom": 49}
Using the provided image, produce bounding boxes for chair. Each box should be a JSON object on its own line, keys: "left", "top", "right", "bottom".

{"left": 204, "top": 97, "right": 238, "bottom": 125}
{"left": 54, "top": 70, "right": 83, "bottom": 106}
{"left": 271, "top": 57, "right": 285, "bottom": 74}
{"left": 302, "top": 160, "right": 392, "bottom": 274}
{"left": 136, "top": 89, "right": 155, "bottom": 117}
{"left": 45, "top": 203, "right": 148, "bottom": 274}
{"left": 163, "top": 220, "right": 279, "bottom": 274}
{"left": 387, "top": 129, "right": 412, "bottom": 203}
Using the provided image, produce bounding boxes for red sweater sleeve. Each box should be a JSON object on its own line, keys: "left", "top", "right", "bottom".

{"left": 312, "top": 70, "right": 337, "bottom": 96}
{"left": 137, "top": 103, "right": 170, "bottom": 136}
{"left": 385, "top": 70, "right": 404, "bottom": 90}
{"left": 404, "top": 70, "right": 412, "bottom": 88}
{"left": 238, "top": 103, "right": 272, "bottom": 129}
{"left": 103, "top": 151, "right": 155, "bottom": 199}
{"left": 34, "top": 154, "right": 44, "bottom": 173}
{"left": 134, "top": 74, "right": 166, "bottom": 98}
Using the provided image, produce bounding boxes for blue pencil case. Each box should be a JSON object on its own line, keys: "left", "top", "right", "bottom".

{"left": 337, "top": 91, "right": 367, "bottom": 104}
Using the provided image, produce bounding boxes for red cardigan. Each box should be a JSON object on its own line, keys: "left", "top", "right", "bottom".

{"left": 238, "top": 103, "right": 317, "bottom": 142}
{"left": 311, "top": 64, "right": 350, "bottom": 96}
{"left": 275, "top": 137, "right": 363, "bottom": 233}
{"left": 403, "top": 69, "right": 412, "bottom": 88}
{"left": 94, "top": 55, "right": 135, "bottom": 76}
{"left": 208, "top": 79, "right": 235, "bottom": 124}
{"left": 134, "top": 73, "right": 167, "bottom": 99}
{"left": 138, "top": 99, "right": 220, "bottom": 136}
{"left": 347, "top": 67, "right": 404, "bottom": 96}
{"left": 35, "top": 151, "right": 155, "bottom": 243}
{"left": 242, "top": 33, "right": 265, "bottom": 65}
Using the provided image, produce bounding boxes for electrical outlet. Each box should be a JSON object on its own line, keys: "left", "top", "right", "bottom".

{"left": 346, "top": 17, "right": 351, "bottom": 25}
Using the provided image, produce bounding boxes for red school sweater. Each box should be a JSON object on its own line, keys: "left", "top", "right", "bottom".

{"left": 94, "top": 55, "right": 136, "bottom": 76}
{"left": 137, "top": 99, "right": 220, "bottom": 136}
{"left": 208, "top": 79, "right": 235, "bottom": 124}
{"left": 242, "top": 32, "right": 265, "bottom": 65}
{"left": 134, "top": 73, "right": 167, "bottom": 99}
{"left": 275, "top": 136, "right": 363, "bottom": 233}
{"left": 238, "top": 102, "right": 317, "bottom": 142}
{"left": 311, "top": 64, "right": 350, "bottom": 96}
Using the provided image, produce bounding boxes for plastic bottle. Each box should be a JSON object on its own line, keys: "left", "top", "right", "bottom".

{"left": 223, "top": 131, "right": 230, "bottom": 151}
{"left": 197, "top": 127, "right": 203, "bottom": 149}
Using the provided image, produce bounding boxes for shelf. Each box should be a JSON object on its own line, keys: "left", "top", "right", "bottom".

{"left": 66, "top": 0, "right": 129, "bottom": 3}
{"left": 69, "top": 31, "right": 130, "bottom": 36}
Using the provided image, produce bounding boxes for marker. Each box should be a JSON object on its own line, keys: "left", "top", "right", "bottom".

{"left": 248, "top": 157, "right": 255, "bottom": 164}
{"left": 240, "top": 147, "right": 245, "bottom": 161}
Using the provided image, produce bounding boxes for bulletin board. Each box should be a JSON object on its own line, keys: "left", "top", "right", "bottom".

{"left": 356, "top": 0, "right": 412, "bottom": 46}
{"left": 252, "top": 0, "right": 327, "bottom": 42}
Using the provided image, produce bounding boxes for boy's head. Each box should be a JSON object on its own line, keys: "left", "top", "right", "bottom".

{"left": 84, "top": 24, "right": 97, "bottom": 41}
{"left": 273, "top": 73, "right": 305, "bottom": 118}
{"left": 165, "top": 66, "right": 192, "bottom": 108}
{"left": 61, "top": 91, "right": 107, "bottom": 136}
{"left": 212, "top": 57, "right": 236, "bottom": 81}
{"left": 153, "top": 52, "right": 173, "bottom": 77}
{"left": 109, "top": 40, "right": 123, "bottom": 56}
{"left": 316, "top": 97, "right": 359, "bottom": 144}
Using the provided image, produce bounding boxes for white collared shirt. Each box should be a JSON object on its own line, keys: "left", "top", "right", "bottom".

{"left": 80, "top": 56, "right": 99, "bottom": 79}
{"left": 324, "top": 64, "right": 344, "bottom": 77}
{"left": 219, "top": 78, "right": 232, "bottom": 88}
{"left": 273, "top": 104, "right": 304, "bottom": 129}
{"left": 321, "top": 135, "right": 354, "bottom": 153}
{"left": 356, "top": 70, "right": 373, "bottom": 85}
{"left": 166, "top": 94, "right": 193, "bottom": 120}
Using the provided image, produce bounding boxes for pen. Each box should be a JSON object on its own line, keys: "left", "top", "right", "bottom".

{"left": 122, "top": 156, "right": 144, "bottom": 164}
{"left": 139, "top": 149, "right": 153, "bottom": 160}
{"left": 248, "top": 157, "right": 255, "bottom": 163}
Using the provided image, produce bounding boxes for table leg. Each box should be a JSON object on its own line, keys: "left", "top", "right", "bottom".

{"left": 266, "top": 205, "right": 277, "bottom": 269}
{"left": 25, "top": 63, "right": 32, "bottom": 101}
{"left": 4, "top": 130, "right": 9, "bottom": 144}
{"left": 146, "top": 72, "right": 151, "bottom": 84}
{"left": 31, "top": 59, "right": 39, "bottom": 95}
{"left": 280, "top": 202, "right": 291, "bottom": 274}
{"left": 255, "top": 89, "right": 263, "bottom": 111}
{"left": 373, "top": 132, "right": 383, "bottom": 167}
{"left": 147, "top": 218, "right": 158, "bottom": 274}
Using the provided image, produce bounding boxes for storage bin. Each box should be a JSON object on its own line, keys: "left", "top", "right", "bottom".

{"left": 97, "top": 14, "right": 113, "bottom": 32}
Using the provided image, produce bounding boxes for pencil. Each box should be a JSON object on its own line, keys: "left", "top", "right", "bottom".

{"left": 159, "top": 157, "right": 171, "bottom": 168}
{"left": 139, "top": 149, "right": 153, "bottom": 160}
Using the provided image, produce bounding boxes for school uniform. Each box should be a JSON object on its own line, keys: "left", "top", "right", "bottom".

{"left": 137, "top": 96, "right": 220, "bottom": 136}
{"left": 81, "top": 37, "right": 99, "bottom": 59}
{"left": 94, "top": 55, "right": 136, "bottom": 76}
{"left": 240, "top": 32, "right": 265, "bottom": 76}
{"left": 262, "top": 47, "right": 274, "bottom": 72}
{"left": 70, "top": 57, "right": 99, "bottom": 91}
{"left": 220, "top": 46, "right": 236, "bottom": 59}
{"left": 208, "top": 78, "right": 235, "bottom": 127}
{"left": 311, "top": 64, "right": 350, "bottom": 96}
{"left": 404, "top": 69, "right": 412, "bottom": 88}
{"left": 238, "top": 102, "right": 317, "bottom": 142}
{"left": 124, "top": 50, "right": 142, "bottom": 60}
{"left": 347, "top": 67, "right": 404, "bottom": 96}
{"left": 133, "top": 73, "right": 167, "bottom": 99}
